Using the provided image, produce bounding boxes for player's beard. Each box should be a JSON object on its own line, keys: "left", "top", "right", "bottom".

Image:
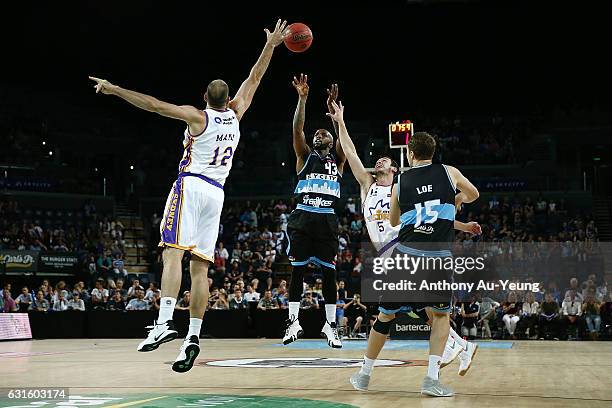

{"left": 313, "top": 142, "right": 331, "bottom": 152}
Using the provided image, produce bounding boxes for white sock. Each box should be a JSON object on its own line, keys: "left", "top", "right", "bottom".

{"left": 288, "top": 302, "right": 300, "bottom": 321}
{"left": 187, "top": 318, "right": 202, "bottom": 339}
{"left": 449, "top": 327, "right": 467, "bottom": 350}
{"left": 325, "top": 304, "right": 336, "bottom": 324}
{"left": 359, "top": 355, "right": 375, "bottom": 376}
{"left": 158, "top": 297, "right": 176, "bottom": 323}
{"left": 427, "top": 355, "right": 442, "bottom": 380}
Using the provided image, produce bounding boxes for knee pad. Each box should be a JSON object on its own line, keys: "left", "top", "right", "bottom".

{"left": 373, "top": 317, "right": 394, "bottom": 335}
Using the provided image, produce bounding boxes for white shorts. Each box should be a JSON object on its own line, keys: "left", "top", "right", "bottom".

{"left": 159, "top": 174, "right": 224, "bottom": 262}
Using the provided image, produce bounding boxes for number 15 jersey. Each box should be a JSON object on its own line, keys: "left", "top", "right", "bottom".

{"left": 397, "top": 163, "right": 456, "bottom": 247}
{"left": 177, "top": 108, "right": 241, "bottom": 185}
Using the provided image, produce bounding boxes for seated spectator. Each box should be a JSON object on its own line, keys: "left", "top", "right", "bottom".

{"left": 208, "top": 287, "right": 220, "bottom": 307}
{"left": 91, "top": 279, "right": 109, "bottom": 310}
{"left": 478, "top": 296, "right": 500, "bottom": 339}
{"left": 244, "top": 285, "right": 260, "bottom": 303}
{"left": 312, "top": 279, "right": 324, "bottom": 298}
{"left": 126, "top": 289, "right": 150, "bottom": 310}
{"left": 211, "top": 292, "right": 229, "bottom": 310}
{"left": 110, "top": 279, "right": 127, "bottom": 300}
{"left": 68, "top": 292, "right": 85, "bottom": 311}
{"left": 145, "top": 282, "right": 160, "bottom": 302}
{"left": 582, "top": 292, "right": 602, "bottom": 340}
{"left": 127, "top": 279, "right": 143, "bottom": 298}
{"left": 344, "top": 294, "right": 367, "bottom": 338}
{"left": 107, "top": 291, "right": 126, "bottom": 311}
{"left": 460, "top": 294, "right": 480, "bottom": 339}
{"left": 520, "top": 292, "right": 540, "bottom": 339}
{"left": 300, "top": 291, "right": 319, "bottom": 310}
{"left": 502, "top": 291, "right": 521, "bottom": 339}
{"left": 150, "top": 291, "right": 161, "bottom": 311}
{"left": 564, "top": 278, "right": 583, "bottom": 302}
{"left": 1, "top": 288, "right": 18, "bottom": 312}
{"left": 30, "top": 290, "right": 50, "bottom": 311}
{"left": 52, "top": 291, "right": 69, "bottom": 311}
{"left": 538, "top": 293, "right": 560, "bottom": 340}
{"left": 337, "top": 280, "right": 347, "bottom": 301}
{"left": 274, "top": 285, "right": 289, "bottom": 309}
{"left": 229, "top": 288, "right": 248, "bottom": 310}
{"left": 16, "top": 286, "right": 33, "bottom": 312}
{"left": 257, "top": 289, "right": 279, "bottom": 310}
{"left": 561, "top": 290, "right": 584, "bottom": 340}
{"left": 176, "top": 291, "right": 191, "bottom": 311}
{"left": 111, "top": 254, "right": 128, "bottom": 281}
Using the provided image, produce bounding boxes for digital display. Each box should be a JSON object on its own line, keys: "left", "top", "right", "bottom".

{"left": 388, "top": 121, "right": 413, "bottom": 148}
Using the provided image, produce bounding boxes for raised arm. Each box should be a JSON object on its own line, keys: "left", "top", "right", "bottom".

{"left": 326, "top": 100, "right": 374, "bottom": 200}
{"left": 326, "top": 84, "right": 346, "bottom": 174}
{"left": 229, "top": 19, "right": 288, "bottom": 121}
{"left": 390, "top": 183, "right": 401, "bottom": 227}
{"left": 292, "top": 74, "right": 311, "bottom": 173}
{"left": 89, "top": 76, "right": 206, "bottom": 135}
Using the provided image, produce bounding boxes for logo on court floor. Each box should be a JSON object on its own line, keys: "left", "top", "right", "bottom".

{"left": 201, "top": 357, "right": 421, "bottom": 368}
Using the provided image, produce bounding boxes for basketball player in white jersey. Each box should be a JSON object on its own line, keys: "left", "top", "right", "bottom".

{"left": 89, "top": 19, "right": 289, "bottom": 372}
{"left": 326, "top": 100, "right": 481, "bottom": 392}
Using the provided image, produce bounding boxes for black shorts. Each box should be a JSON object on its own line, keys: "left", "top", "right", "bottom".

{"left": 287, "top": 209, "right": 338, "bottom": 269}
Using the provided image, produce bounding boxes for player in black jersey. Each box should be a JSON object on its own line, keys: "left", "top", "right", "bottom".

{"left": 388, "top": 132, "right": 480, "bottom": 397}
{"left": 282, "top": 74, "right": 346, "bottom": 348}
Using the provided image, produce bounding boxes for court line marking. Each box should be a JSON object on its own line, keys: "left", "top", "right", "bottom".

{"left": 55, "top": 386, "right": 612, "bottom": 403}
{"left": 106, "top": 395, "right": 168, "bottom": 408}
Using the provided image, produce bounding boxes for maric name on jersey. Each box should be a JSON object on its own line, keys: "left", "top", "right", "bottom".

{"left": 306, "top": 173, "right": 338, "bottom": 182}
{"left": 165, "top": 192, "right": 179, "bottom": 231}
{"left": 216, "top": 134, "right": 235, "bottom": 142}
{"left": 302, "top": 195, "right": 333, "bottom": 208}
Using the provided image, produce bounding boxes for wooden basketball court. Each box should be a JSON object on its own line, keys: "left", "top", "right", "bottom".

{"left": 1, "top": 338, "right": 611, "bottom": 407}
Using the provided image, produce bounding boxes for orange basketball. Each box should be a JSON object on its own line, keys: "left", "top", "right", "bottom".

{"left": 284, "top": 23, "right": 313, "bottom": 53}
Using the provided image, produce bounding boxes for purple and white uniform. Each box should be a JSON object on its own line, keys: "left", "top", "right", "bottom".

{"left": 159, "top": 108, "right": 241, "bottom": 261}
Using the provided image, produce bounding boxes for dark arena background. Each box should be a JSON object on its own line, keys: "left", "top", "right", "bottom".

{"left": 1, "top": 1, "right": 611, "bottom": 407}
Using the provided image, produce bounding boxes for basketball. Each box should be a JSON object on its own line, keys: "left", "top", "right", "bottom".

{"left": 284, "top": 23, "right": 313, "bottom": 53}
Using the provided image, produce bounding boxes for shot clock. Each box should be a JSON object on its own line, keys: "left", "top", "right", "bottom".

{"left": 388, "top": 121, "right": 414, "bottom": 148}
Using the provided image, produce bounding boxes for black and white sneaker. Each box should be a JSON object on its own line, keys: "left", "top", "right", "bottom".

{"left": 321, "top": 320, "right": 342, "bottom": 348}
{"left": 282, "top": 317, "right": 303, "bottom": 345}
{"left": 137, "top": 320, "right": 178, "bottom": 352}
{"left": 172, "top": 335, "right": 200, "bottom": 373}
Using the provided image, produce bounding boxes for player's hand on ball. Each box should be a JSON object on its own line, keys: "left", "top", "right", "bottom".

{"left": 465, "top": 221, "right": 482, "bottom": 236}
{"left": 265, "top": 19, "right": 288, "bottom": 47}
{"left": 89, "top": 76, "right": 116, "bottom": 94}
{"left": 292, "top": 73, "right": 309, "bottom": 97}
{"left": 326, "top": 100, "right": 344, "bottom": 122}
{"left": 327, "top": 83, "right": 338, "bottom": 113}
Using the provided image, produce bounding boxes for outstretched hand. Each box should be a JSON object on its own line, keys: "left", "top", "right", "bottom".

{"left": 89, "top": 76, "right": 116, "bottom": 95}
{"left": 326, "top": 100, "right": 344, "bottom": 122}
{"left": 292, "top": 73, "right": 309, "bottom": 97}
{"left": 326, "top": 83, "right": 338, "bottom": 113}
{"left": 265, "top": 19, "right": 289, "bottom": 47}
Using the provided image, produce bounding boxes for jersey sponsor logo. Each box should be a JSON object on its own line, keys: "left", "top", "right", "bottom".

{"left": 302, "top": 195, "right": 334, "bottom": 208}
{"left": 215, "top": 134, "right": 235, "bottom": 141}
{"left": 203, "top": 357, "right": 415, "bottom": 368}
{"left": 222, "top": 116, "right": 236, "bottom": 125}
{"left": 367, "top": 199, "right": 391, "bottom": 222}
{"left": 165, "top": 192, "right": 179, "bottom": 231}
{"left": 214, "top": 117, "right": 222, "bottom": 124}
{"left": 306, "top": 173, "right": 338, "bottom": 182}
{"left": 414, "top": 224, "right": 435, "bottom": 234}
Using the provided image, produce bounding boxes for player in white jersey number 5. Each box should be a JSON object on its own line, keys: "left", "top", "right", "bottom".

{"left": 89, "top": 19, "right": 289, "bottom": 373}
{"left": 326, "top": 101, "right": 481, "bottom": 395}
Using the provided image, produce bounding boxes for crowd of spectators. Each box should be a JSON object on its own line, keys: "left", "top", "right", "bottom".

{"left": 452, "top": 274, "right": 611, "bottom": 341}
{"left": 0, "top": 197, "right": 131, "bottom": 284}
